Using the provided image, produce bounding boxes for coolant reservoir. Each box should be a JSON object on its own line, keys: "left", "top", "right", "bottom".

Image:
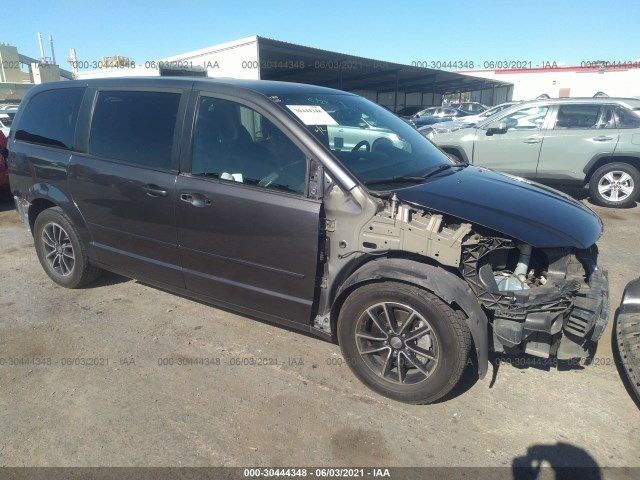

{"left": 494, "top": 274, "right": 528, "bottom": 291}
{"left": 494, "top": 244, "right": 532, "bottom": 291}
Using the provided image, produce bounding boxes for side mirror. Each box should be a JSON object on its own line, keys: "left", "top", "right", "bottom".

{"left": 486, "top": 122, "right": 508, "bottom": 136}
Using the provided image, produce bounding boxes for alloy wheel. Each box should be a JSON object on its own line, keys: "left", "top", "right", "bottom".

{"left": 598, "top": 170, "right": 635, "bottom": 203}
{"left": 41, "top": 222, "right": 75, "bottom": 276}
{"left": 355, "top": 302, "right": 439, "bottom": 385}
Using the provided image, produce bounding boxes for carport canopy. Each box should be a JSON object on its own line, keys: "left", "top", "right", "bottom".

{"left": 255, "top": 36, "right": 512, "bottom": 109}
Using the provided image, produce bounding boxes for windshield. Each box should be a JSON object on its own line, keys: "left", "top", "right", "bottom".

{"left": 274, "top": 93, "right": 451, "bottom": 190}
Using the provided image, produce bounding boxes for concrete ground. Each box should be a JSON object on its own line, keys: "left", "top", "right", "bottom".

{"left": 0, "top": 191, "right": 638, "bottom": 474}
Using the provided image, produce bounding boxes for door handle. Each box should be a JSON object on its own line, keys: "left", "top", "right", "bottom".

{"left": 143, "top": 184, "right": 168, "bottom": 197}
{"left": 180, "top": 192, "right": 211, "bottom": 207}
{"left": 523, "top": 137, "right": 542, "bottom": 144}
{"left": 593, "top": 136, "right": 613, "bottom": 142}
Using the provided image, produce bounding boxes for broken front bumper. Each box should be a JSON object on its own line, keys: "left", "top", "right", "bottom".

{"left": 462, "top": 240, "right": 610, "bottom": 359}
{"left": 557, "top": 266, "right": 610, "bottom": 359}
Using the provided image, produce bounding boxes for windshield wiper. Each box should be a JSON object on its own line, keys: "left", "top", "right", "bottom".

{"left": 364, "top": 163, "right": 465, "bottom": 186}
{"left": 421, "top": 163, "right": 454, "bottom": 178}
{"left": 364, "top": 175, "right": 427, "bottom": 186}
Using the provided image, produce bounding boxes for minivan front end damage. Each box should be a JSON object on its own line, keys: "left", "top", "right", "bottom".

{"left": 460, "top": 238, "right": 609, "bottom": 359}
{"left": 343, "top": 195, "right": 609, "bottom": 362}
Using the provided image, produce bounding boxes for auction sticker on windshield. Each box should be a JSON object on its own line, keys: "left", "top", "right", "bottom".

{"left": 286, "top": 105, "right": 338, "bottom": 125}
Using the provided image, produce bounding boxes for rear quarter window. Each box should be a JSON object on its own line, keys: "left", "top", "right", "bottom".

{"left": 14, "top": 88, "right": 85, "bottom": 149}
{"left": 614, "top": 106, "right": 640, "bottom": 129}
{"left": 89, "top": 90, "right": 180, "bottom": 170}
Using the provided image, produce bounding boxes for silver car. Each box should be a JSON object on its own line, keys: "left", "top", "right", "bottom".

{"left": 0, "top": 113, "right": 13, "bottom": 137}
{"left": 328, "top": 109, "right": 409, "bottom": 152}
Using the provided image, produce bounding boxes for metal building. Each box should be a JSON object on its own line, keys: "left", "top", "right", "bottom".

{"left": 80, "top": 35, "right": 513, "bottom": 110}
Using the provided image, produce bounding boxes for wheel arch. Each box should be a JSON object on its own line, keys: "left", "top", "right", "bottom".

{"left": 24, "top": 183, "right": 92, "bottom": 247}
{"left": 584, "top": 154, "right": 640, "bottom": 183}
{"left": 330, "top": 257, "right": 489, "bottom": 379}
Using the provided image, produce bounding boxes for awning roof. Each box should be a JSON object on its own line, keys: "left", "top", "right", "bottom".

{"left": 256, "top": 36, "right": 510, "bottom": 94}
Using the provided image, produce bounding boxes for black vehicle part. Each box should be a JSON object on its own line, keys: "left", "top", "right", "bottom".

{"left": 33, "top": 207, "right": 102, "bottom": 288}
{"left": 335, "top": 257, "right": 489, "bottom": 379}
{"left": 616, "top": 278, "right": 640, "bottom": 403}
{"left": 395, "top": 166, "right": 603, "bottom": 249}
{"left": 461, "top": 238, "right": 578, "bottom": 319}
{"left": 337, "top": 282, "right": 471, "bottom": 404}
{"left": 461, "top": 238, "right": 609, "bottom": 359}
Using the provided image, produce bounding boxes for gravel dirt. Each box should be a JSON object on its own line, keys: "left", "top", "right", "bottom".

{"left": 0, "top": 192, "right": 638, "bottom": 475}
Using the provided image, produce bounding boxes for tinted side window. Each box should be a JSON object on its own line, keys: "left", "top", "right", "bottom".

{"left": 614, "top": 106, "right": 640, "bottom": 129}
{"left": 15, "top": 88, "right": 84, "bottom": 149}
{"left": 90, "top": 91, "right": 180, "bottom": 169}
{"left": 554, "top": 104, "right": 602, "bottom": 129}
{"left": 191, "top": 96, "right": 306, "bottom": 195}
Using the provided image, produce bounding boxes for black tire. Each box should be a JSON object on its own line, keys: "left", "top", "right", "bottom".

{"left": 33, "top": 207, "right": 101, "bottom": 288}
{"left": 337, "top": 282, "right": 471, "bottom": 404}
{"left": 589, "top": 162, "right": 640, "bottom": 208}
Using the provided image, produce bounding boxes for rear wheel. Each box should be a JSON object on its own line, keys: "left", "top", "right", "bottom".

{"left": 337, "top": 282, "right": 471, "bottom": 404}
{"left": 589, "top": 162, "right": 640, "bottom": 208}
{"left": 34, "top": 207, "right": 101, "bottom": 288}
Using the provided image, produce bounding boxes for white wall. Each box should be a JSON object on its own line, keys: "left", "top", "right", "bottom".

{"left": 162, "top": 35, "right": 260, "bottom": 80}
{"left": 77, "top": 35, "right": 260, "bottom": 80}
{"left": 462, "top": 68, "right": 640, "bottom": 100}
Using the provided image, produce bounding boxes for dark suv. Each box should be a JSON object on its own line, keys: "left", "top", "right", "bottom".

{"left": 8, "top": 78, "right": 610, "bottom": 404}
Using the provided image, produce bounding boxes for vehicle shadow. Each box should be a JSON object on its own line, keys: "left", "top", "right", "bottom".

{"left": 0, "top": 193, "right": 15, "bottom": 212}
{"left": 553, "top": 185, "right": 639, "bottom": 210}
{"left": 486, "top": 347, "right": 600, "bottom": 389}
{"left": 435, "top": 346, "right": 480, "bottom": 403}
{"left": 134, "top": 280, "right": 334, "bottom": 344}
{"left": 611, "top": 305, "right": 640, "bottom": 409}
{"left": 512, "top": 442, "right": 602, "bottom": 479}
{"left": 88, "top": 270, "right": 132, "bottom": 288}
{"left": 553, "top": 186, "right": 589, "bottom": 201}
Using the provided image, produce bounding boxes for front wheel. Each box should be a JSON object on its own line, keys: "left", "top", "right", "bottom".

{"left": 337, "top": 282, "right": 471, "bottom": 404}
{"left": 589, "top": 162, "right": 640, "bottom": 208}
{"left": 34, "top": 207, "right": 102, "bottom": 288}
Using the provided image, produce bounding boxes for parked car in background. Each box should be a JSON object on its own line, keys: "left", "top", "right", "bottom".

{"left": 431, "top": 97, "right": 640, "bottom": 207}
{"left": 455, "top": 101, "right": 520, "bottom": 124}
{"left": 0, "top": 112, "right": 14, "bottom": 137}
{"left": 409, "top": 107, "right": 469, "bottom": 127}
{"left": 0, "top": 129, "right": 8, "bottom": 191}
{"left": 327, "top": 108, "right": 410, "bottom": 152}
{"left": 449, "top": 102, "right": 487, "bottom": 113}
{"left": 9, "top": 78, "right": 610, "bottom": 404}
{"left": 420, "top": 102, "right": 521, "bottom": 137}
{"left": 396, "top": 106, "right": 422, "bottom": 118}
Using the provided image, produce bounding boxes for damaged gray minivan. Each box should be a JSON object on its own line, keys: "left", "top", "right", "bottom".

{"left": 8, "top": 78, "right": 609, "bottom": 403}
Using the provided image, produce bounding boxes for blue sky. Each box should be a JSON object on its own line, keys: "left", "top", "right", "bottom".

{"left": 4, "top": 0, "right": 640, "bottom": 70}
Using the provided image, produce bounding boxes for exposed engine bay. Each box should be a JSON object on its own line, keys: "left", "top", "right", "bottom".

{"left": 355, "top": 196, "right": 610, "bottom": 360}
